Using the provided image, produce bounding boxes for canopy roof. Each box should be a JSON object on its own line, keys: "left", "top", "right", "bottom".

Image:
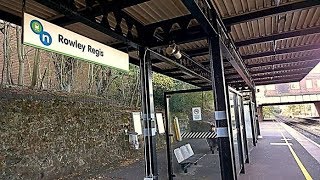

{"left": 1, "top": 0, "right": 319, "bottom": 88}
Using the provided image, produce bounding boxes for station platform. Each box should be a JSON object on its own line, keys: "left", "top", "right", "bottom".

{"left": 87, "top": 121, "right": 320, "bottom": 180}
{"left": 239, "top": 121, "right": 320, "bottom": 180}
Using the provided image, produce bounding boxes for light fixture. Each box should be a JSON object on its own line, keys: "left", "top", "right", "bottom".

{"left": 165, "top": 43, "right": 182, "bottom": 59}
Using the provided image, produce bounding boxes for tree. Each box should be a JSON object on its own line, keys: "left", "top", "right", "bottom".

{"left": 16, "top": 26, "right": 25, "bottom": 86}
{"left": 95, "top": 66, "right": 119, "bottom": 97}
{"left": 52, "top": 54, "right": 75, "bottom": 92}
{"left": 263, "top": 106, "right": 276, "bottom": 118}
{"left": 1, "top": 21, "right": 13, "bottom": 85}
{"left": 31, "top": 49, "right": 40, "bottom": 89}
{"left": 152, "top": 73, "right": 175, "bottom": 108}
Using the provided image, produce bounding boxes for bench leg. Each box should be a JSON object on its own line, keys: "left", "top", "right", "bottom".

{"left": 210, "top": 147, "right": 215, "bottom": 154}
{"left": 181, "top": 164, "right": 188, "bottom": 173}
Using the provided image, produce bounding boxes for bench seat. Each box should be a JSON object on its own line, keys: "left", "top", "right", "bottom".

{"left": 174, "top": 144, "right": 206, "bottom": 173}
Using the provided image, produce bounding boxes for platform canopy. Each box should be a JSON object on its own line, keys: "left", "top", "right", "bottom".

{"left": 1, "top": 0, "right": 319, "bottom": 88}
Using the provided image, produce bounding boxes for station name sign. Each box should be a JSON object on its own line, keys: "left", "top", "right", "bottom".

{"left": 23, "top": 13, "right": 129, "bottom": 71}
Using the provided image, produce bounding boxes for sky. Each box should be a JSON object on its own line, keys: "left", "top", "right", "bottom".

{"left": 309, "top": 62, "right": 320, "bottom": 74}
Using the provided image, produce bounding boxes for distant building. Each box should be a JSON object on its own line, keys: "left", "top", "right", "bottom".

{"left": 262, "top": 72, "right": 320, "bottom": 97}
{"left": 256, "top": 64, "right": 320, "bottom": 117}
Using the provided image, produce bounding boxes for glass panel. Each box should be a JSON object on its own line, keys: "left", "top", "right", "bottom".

{"left": 168, "top": 91, "right": 221, "bottom": 179}
{"left": 244, "top": 103, "right": 253, "bottom": 151}
{"left": 229, "top": 91, "right": 240, "bottom": 174}
{"left": 238, "top": 96, "right": 247, "bottom": 161}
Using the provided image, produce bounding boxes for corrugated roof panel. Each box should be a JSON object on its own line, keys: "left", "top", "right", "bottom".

{"left": 214, "top": 0, "right": 301, "bottom": 18}
{"left": 193, "top": 55, "right": 210, "bottom": 62}
{"left": 153, "top": 62, "right": 176, "bottom": 70}
{"left": 65, "top": 23, "right": 119, "bottom": 44}
{"left": 178, "top": 40, "right": 208, "bottom": 51}
{"left": 245, "top": 48, "right": 320, "bottom": 66}
{"left": 232, "top": 6, "right": 320, "bottom": 42}
{"left": 239, "top": 42, "right": 273, "bottom": 55}
{"left": 0, "top": 0, "right": 59, "bottom": 19}
{"left": 124, "top": 0, "right": 189, "bottom": 25}
{"left": 275, "top": 33, "right": 320, "bottom": 49}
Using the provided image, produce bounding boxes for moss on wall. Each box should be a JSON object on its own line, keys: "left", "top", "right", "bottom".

{"left": 0, "top": 89, "right": 154, "bottom": 179}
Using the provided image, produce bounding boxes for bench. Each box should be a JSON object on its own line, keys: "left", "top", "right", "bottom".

{"left": 174, "top": 144, "right": 206, "bottom": 173}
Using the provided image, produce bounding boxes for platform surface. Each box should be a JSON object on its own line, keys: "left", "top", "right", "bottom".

{"left": 83, "top": 120, "right": 320, "bottom": 180}
{"left": 239, "top": 120, "right": 320, "bottom": 180}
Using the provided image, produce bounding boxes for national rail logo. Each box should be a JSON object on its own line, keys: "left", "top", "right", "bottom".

{"left": 30, "top": 20, "right": 52, "bottom": 46}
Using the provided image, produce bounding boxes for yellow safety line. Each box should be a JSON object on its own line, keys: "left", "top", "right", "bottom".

{"left": 274, "top": 120, "right": 313, "bottom": 180}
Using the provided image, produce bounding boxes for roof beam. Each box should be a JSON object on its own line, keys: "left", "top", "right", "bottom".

{"left": 227, "top": 68, "right": 312, "bottom": 81}
{"left": 182, "top": 0, "right": 254, "bottom": 89}
{"left": 181, "top": 0, "right": 217, "bottom": 36}
{"left": 242, "top": 44, "right": 320, "bottom": 60}
{"left": 51, "top": 0, "right": 149, "bottom": 26}
{"left": 255, "top": 78, "right": 302, "bottom": 85}
{"left": 186, "top": 47, "right": 209, "bottom": 57}
{"left": 35, "top": 0, "right": 142, "bottom": 49}
{"left": 148, "top": 26, "right": 206, "bottom": 48}
{"left": 144, "top": 15, "right": 195, "bottom": 47}
{"left": 145, "top": 14, "right": 194, "bottom": 31}
{"left": 150, "top": 50, "right": 211, "bottom": 83}
{"left": 246, "top": 55, "right": 320, "bottom": 68}
{"left": 0, "top": 10, "right": 21, "bottom": 25}
{"left": 230, "top": 74, "right": 305, "bottom": 85}
{"left": 223, "top": 1, "right": 320, "bottom": 26}
{"left": 235, "top": 26, "right": 320, "bottom": 47}
{"left": 226, "top": 62, "right": 317, "bottom": 76}
{"left": 151, "top": 66, "right": 202, "bottom": 87}
{"left": 224, "top": 55, "right": 320, "bottom": 70}
{"left": 249, "top": 64, "right": 316, "bottom": 73}
{"left": 130, "top": 57, "right": 204, "bottom": 87}
{"left": 254, "top": 73, "right": 308, "bottom": 82}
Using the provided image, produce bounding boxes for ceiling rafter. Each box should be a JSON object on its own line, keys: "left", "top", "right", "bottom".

{"left": 51, "top": 0, "right": 149, "bottom": 26}
{"left": 223, "top": 1, "right": 320, "bottom": 26}
{"left": 242, "top": 44, "right": 320, "bottom": 60}
{"left": 227, "top": 68, "right": 312, "bottom": 81}
{"left": 35, "top": 0, "right": 143, "bottom": 49}
{"left": 226, "top": 62, "right": 317, "bottom": 76}
{"left": 255, "top": 77, "right": 303, "bottom": 85}
{"left": 235, "top": 26, "right": 320, "bottom": 47}
{"left": 246, "top": 56, "right": 320, "bottom": 68}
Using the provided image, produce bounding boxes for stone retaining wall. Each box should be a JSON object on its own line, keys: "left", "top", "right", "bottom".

{"left": 0, "top": 88, "right": 164, "bottom": 179}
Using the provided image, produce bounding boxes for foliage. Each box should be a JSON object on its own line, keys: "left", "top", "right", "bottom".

{"left": 262, "top": 106, "right": 281, "bottom": 118}
{"left": 152, "top": 73, "right": 175, "bottom": 108}
{"left": 0, "top": 20, "right": 214, "bottom": 111}
{"left": 170, "top": 92, "right": 211, "bottom": 113}
{"left": 283, "top": 104, "right": 310, "bottom": 117}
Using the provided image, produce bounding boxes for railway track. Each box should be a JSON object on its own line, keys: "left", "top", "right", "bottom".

{"left": 276, "top": 115, "right": 320, "bottom": 144}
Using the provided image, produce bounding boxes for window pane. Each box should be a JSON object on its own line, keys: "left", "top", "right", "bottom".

{"left": 306, "top": 80, "right": 313, "bottom": 89}
{"left": 266, "top": 85, "right": 275, "bottom": 90}
{"left": 290, "top": 82, "right": 300, "bottom": 89}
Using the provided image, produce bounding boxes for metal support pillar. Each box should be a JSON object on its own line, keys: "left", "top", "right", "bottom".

{"left": 140, "top": 47, "right": 158, "bottom": 180}
{"left": 239, "top": 97, "right": 249, "bottom": 164}
{"left": 251, "top": 89, "right": 261, "bottom": 136}
{"left": 209, "top": 35, "right": 236, "bottom": 180}
{"left": 248, "top": 101, "right": 257, "bottom": 146}
{"left": 164, "top": 94, "right": 174, "bottom": 180}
